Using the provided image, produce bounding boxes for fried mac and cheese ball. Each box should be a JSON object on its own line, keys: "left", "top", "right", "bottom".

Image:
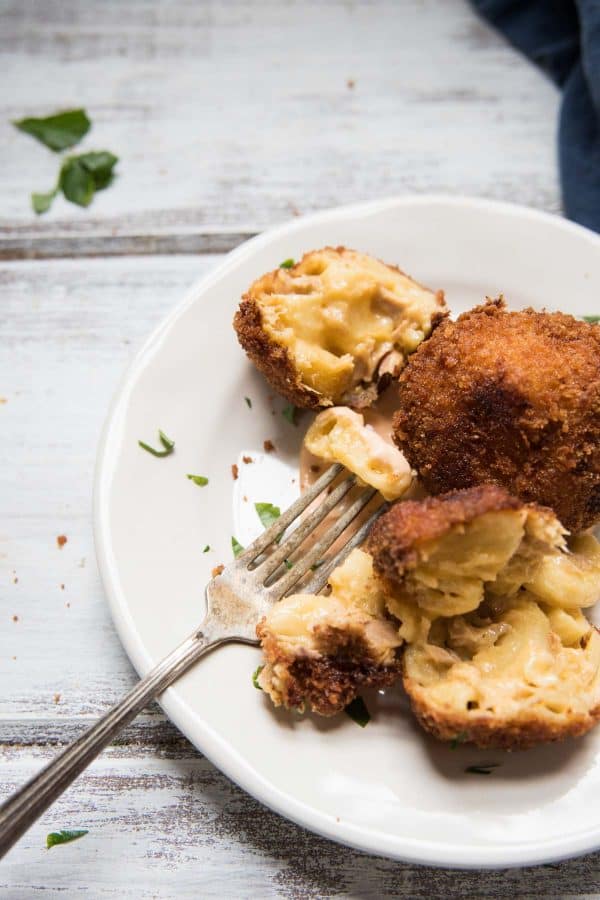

{"left": 304, "top": 407, "right": 413, "bottom": 501}
{"left": 234, "top": 247, "right": 446, "bottom": 409}
{"left": 393, "top": 298, "right": 600, "bottom": 533}
{"left": 256, "top": 549, "right": 403, "bottom": 715}
{"left": 368, "top": 486, "right": 600, "bottom": 749}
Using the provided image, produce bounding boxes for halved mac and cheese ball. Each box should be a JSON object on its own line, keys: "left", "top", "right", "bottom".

{"left": 368, "top": 485, "right": 600, "bottom": 749}
{"left": 234, "top": 247, "right": 446, "bottom": 409}
{"left": 304, "top": 407, "right": 413, "bottom": 500}
{"left": 256, "top": 549, "right": 403, "bottom": 715}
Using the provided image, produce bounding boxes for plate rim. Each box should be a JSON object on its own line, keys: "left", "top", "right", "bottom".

{"left": 93, "top": 194, "right": 600, "bottom": 869}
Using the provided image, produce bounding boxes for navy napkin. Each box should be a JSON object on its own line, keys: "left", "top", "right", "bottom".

{"left": 471, "top": 0, "right": 600, "bottom": 233}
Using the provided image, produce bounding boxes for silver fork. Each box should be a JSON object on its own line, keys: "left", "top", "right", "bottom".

{"left": 0, "top": 463, "right": 387, "bottom": 858}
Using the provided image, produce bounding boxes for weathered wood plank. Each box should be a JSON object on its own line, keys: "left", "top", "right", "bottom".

{"left": 1, "top": 0, "right": 561, "bottom": 238}
{"left": 1, "top": 741, "right": 599, "bottom": 898}
{"left": 0, "top": 229, "right": 256, "bottom": 260}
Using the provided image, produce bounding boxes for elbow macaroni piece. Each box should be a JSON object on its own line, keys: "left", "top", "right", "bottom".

{"left": 304, "top": 407, "right": 413, "bottom": 500}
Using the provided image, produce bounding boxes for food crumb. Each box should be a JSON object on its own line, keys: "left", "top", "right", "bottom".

{"left": 310, "top": 464, "right": 321, "bottom": 473}
{"left": 231, "top": 463, "right": 239, "bottom": 480}
{"left": 347, "top": 78, "right": 355, "bottom": 89}
{"left": 13, "top": 577, "right": 18, "bottom": 584}
{"left": 263, "top": 440, "right": 275, "bottom": 453}
{"left": 12, "top": 656, "right": 16, "bottom": 661}
{"left": 66, "top": 602, "right": 71, "bottom": 608}
{"left": 53, "top": 693, "right": 61, "bottom": 704}
{"left": 60, "top": 584, "right": 65, "bottom": 590}
{"left": 0, "top": 397, "right": 6, "bottom": 404}
{"left": 212, "top": 564, "right": 225, "bottom": 577}
{"left": 78, "top": 557, "right": 86, "bottom": 568}
{"left": 242, "top": 455, "right": 253, "bottom": 464}
{"left": 57, "top": 535, "right": 67, "bottom": 549}
{"left": 12, "top": 614, "right": 18, "bottom": 622}
{"left": 243, "top": 495, "right": 248, "bottom": 502}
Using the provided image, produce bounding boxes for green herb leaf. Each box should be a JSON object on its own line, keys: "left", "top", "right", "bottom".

{"left": 76, "top": 151, "right": 118, "bottom": 190}
{"left": 232, "top": 536, "right": 244, "bottom": 558}
{"left": 187, "top": 474, "right": 209, "bottom": 486}
{"left": 450, "top": 731, "right": 467, "bottom": 750}
{"left": 280, "top": 258, "right": 295, "bottom": 269}
{"left": 31, "top": 188, "right": 58, "bottom": 215}
{"left": 13, "top": 108, "right": 91, "bottom": 152}
{"left": 46, "top": 829, "right": 88, "bottom": 849}
{"left": 583, "top": 315, "right": 600, "bottom": 324}
{"left": 344, "top": 697, "right": 370, "bottom": 727}
{"left": 138, "top": 429, "right": 175, "bottom": 458}
{"left": 59, "top": 157, "right": 95, "bottom": 207}
{"left": 311, "top": 560, "right": 325, "bottom": 571}
{"left": 255, "top": 502, "right": 281, "bottom": 530}
{"left": 465, "top": 763, "right": 500, "bottom": 776}
{"left": 244, "top": 396, "right": 252, "bottom": 409}
{"left": 282, "top": 403, "right": 298, "bottom": 425}
{"left": 284, "top": 559, "right": 293, "bottom": 569}
{"left": 252, "top": 664, "right": 264, "bottom": 690}
{"left": 203, "top": 545, "right": 210, "bottom": 553}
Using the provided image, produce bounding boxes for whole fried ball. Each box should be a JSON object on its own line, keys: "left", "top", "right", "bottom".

{"left": 393, "top": 298, "right": 600, "bottom": 533}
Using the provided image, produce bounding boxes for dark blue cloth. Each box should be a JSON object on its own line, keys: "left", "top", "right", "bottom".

{"left": 471, "top": 0, "right": 600, "bottom": 232}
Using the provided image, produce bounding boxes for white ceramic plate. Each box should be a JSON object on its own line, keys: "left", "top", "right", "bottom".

{"left": 94, "top": 196, "right": 600, "bottom": 869}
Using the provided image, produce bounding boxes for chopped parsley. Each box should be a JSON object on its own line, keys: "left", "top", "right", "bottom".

{"left": 284, "top": 559, "right": 293, "bottom": 569}
{"left": 583, "top": 315, "right": 600, "bottom": 323}
{"left": 255, "top": 502, "right": 281, "bottom": 530}
{"left": 13, "top": 108, "right": 91, "bottom": 152}
{"left": 46, "top": 829, "right": 88, "bottom": 849}
{"left": 280, "top": 258, "right": 295, "bottom": 269}
{"left": 244, "top": 396, "right": 252, "bottom": 408}
{"left": 252, "top": 664, "right": 264, "bottom": 690}
{"left": 464, "top": 763, "right": 500, "bottom": 776}
{"left": 344, "top": 696, "right": 370, "bottom": 727}
{"left": 187, "top": 474, "right": 209, "bottom": 486}
{"left": 282, "top": 403, "right": 298, "bottom": 425}
{"left": 232, "top": 536, "right": 244, "bottom": 558}
{"left": 203, "top": 545, "right": 210, "bottom": 553}
{"left": 138, "top": 429, "right": 175, "bottom": 457}
{"left": 450, "top": 731, "right": 467, "bottom": 750}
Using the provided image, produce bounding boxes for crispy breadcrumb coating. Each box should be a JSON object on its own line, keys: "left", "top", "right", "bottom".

{"left": 393, "top": 298, "right": 600, "bottom": 533}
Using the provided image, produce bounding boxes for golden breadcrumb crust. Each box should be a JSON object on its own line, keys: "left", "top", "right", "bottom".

{"left": 393, "top": 298, "right": 600, "bottom": 533}
{"left": 233, "top": 246, "right": 446, "bottom": 409}
{"left": 404, "top": 663, "right": 600, "bottom": 750}
{"left": 256, "top": 618, "right": 402, "bottom": 716}
{"left": 368, "top": 483, "right": 524, "bottom": 582}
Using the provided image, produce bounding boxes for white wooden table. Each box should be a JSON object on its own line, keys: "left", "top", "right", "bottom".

{"left": 2, "top": 1, "right": 599, "bottom": 896}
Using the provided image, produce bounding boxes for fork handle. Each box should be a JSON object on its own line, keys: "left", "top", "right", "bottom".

{"left": 0, "top": 626, "right": 226, "bottom": 859}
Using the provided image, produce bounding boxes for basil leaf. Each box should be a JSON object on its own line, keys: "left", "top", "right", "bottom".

{"left": 244, "top": 396, "right": 252, "bottom": 408}
{"left": 203, "top": 545, "right": 210, "bottom": 553}
{"left": 13, "top": 108, "right": 91, "bottom": 152}
{"left": 282, "top": 403, "right": 298, "bottom": 425}
{"left": 46, "top": 829, "right": 88, "bottom": 849}
{"left": 255, "top": 502, "right": 281, "bottom": 530}
{"left": 187, "top": 474, "right": 208, "bottom": 486}
{"left": 344, "top": 697, "right": 370, "bottom": 727}
{"left": 252, "top": 664, "right": 264, "bottom": 690}
{"left": 280, "top": 258, "right": 295, "bottom": 269}
{"left": 31, "top": 189, "right": 57, "bottom": 215}
{"left": 583, "top": 315, "right": 600, "bottom": 324}
{"left": 78, "top": 150, "right": 119, "bottom": 190}
{"left": 60, "top": 158, "right": 95, "bottom": 207}
{"left": 232, "top": 536, "right": 244, "bottom": 558}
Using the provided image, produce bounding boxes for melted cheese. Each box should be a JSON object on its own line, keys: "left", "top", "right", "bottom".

{"left": 304, "top": 407, "right": 413, "bottom": 500}
{"left": 256, "top": 248, "right": 444, "bottom": 402}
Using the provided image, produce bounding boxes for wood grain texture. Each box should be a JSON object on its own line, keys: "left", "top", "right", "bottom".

{"left": 1, "top": 0, "right": 560, "bottom": 243}
{"left": 2, "top": 0, "right": 597, "bottom": 895}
